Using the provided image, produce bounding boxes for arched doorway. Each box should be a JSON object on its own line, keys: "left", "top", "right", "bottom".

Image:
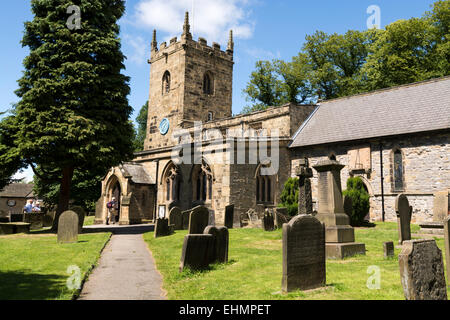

{"left": 111, "top": 181, "right": 121, "bottom": 222}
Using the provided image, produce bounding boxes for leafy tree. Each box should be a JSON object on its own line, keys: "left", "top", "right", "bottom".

{"left": 133, "top": 101, "right": 148, "bottom": 152}
{"left": 427, "top": 0, "right": 450, "bottom": 76}
{"left": 14, "top": 0, "right": 135, "bottom": 230}
{"left": 279, "top": 177, "right": 299, "bottom": 217}
{"left": 343, "top": 177, "right": 370, "bottom": 227}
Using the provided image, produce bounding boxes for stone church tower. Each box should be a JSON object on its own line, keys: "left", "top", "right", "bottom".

{"left": 145, "top": 12, "right": 235, "bottom": 150}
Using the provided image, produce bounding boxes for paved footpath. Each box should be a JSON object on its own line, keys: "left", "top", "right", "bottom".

{"left": 78, "top": 225, "right": 167, "bottom": 300}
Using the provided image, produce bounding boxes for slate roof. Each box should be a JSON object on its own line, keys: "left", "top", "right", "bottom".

{"left": 0, "top": 183, "right": 35, "bottom": 198}
{"left": 290, "top": 77, "right": 450, "bottom": 148}
{"left": 120, "top": 163, "right": 155, "bottom": 185}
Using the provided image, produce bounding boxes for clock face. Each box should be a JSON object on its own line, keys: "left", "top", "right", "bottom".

{"left": 159, "top": 118, "right": 170, "bottom": 136}
{"left": 7, "top": 200, "right": 16, "bottom": 207}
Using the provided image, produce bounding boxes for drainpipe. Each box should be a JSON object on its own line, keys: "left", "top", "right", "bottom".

{"left": 379, "top": 143, "right": 385, "bottom": 222}
{"left": 153, "top": 160, "right": 159, "bottom": 223}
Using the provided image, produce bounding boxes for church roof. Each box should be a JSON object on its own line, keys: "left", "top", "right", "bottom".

{"left": 120, "top": 163, "right": 155, "bottom": 185}
{"left": 290, "top": 77, "right": 450, "bottom": 148}
{"left": 0, "top": 183, "right": 35, "bottom": 198}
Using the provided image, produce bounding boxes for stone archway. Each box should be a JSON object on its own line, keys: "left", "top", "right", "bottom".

{"left": 105, "top": 174, "right": 124, "bottom": 223}
{"left": 354, "top": 175, "right": 375, "bottom": 221}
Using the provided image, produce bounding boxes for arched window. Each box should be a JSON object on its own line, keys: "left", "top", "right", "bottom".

{"left": 393, "top": 149, "right": 404, "bottom": 191}
{"left": 329, "top": 153, "right": 337, "bottom": 161}
{"left": 192, "top": 160, "right": 213, "bottom": 202}
{"left": 162, "top": 71, "right": 171, "bottom": 94}
{"left": 256, "top": 164, "right": 275, "bottom": 204}
{"left": 203, "top": 72, "right": 214, "bottom": 95}
{"left": 163, "top": 163, "right": 181, "bottom": 202}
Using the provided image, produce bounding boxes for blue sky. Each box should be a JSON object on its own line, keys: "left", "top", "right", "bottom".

{"left": 0, "top": 0, "right": 437, "bottom": 181}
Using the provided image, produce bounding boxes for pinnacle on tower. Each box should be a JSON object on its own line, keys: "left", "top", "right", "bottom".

{"left": 182, "top": 11, "right": 192, "bottom": 39}
{"left": 151, "top": 29, "right": 158, "bottom": 51}
{"left": 227, "top": 30, "right": 234, "bottom": 53}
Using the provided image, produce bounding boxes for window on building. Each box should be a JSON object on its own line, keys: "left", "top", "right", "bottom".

{"left": 203, "top": 72, "right": 214, "bottom": 95}
{"left": 162, "top": 71, "right": 171, "bottom": 94}
{"left": 192, "top": 160, "right": 213, "bottom": 202}
{"left": 164, "top": 162, "right": 181, "bottom": 202}
{"left": 207, "top": 112, "right": 214, "bottom": 122}
{"left": 256, "top": 164, "right": 275, "bottom": 204}
{"left": 393, "top": 149, "right": 404, "bottom": 191}
{"left": 329, "top": 153, "right": 337, "bottom": 161}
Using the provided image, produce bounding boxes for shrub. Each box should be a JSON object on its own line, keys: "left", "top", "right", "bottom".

{"left": 279, "top": 178, "right": 299, "bottom": 217}
{"left": 343, "top": 177, "right": 370, "bottom": 226}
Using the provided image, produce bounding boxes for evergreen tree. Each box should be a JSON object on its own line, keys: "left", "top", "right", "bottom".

{"left": 133, "top": 101, "right": 148, "bottom": 152}
{"left": 14, "top": 0, "right": 134, "bottom": 230}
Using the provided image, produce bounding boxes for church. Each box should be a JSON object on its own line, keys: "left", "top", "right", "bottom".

{"left": 95, "top": 12, "right": 450, "bottom": 227}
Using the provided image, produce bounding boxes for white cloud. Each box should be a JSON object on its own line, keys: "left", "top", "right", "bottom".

{"left": 123, "top": 34, "right": 150, "bottom": 65}
{"left": 13, "top": 166, "right": 34, "bottom": 183}
{"left": 133, "top": 0, "right": 255, "bottom": 45}
{"left": 244, "top": 47, "right": 281, "bottom": 60}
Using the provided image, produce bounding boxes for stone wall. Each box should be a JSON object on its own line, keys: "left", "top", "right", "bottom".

{"left": 291, "top": 131, "right": 450, "bottom": 223}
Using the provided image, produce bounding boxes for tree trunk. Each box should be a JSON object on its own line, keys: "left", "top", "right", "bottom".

{"left": 51, "top": 166, "right": 75, "bottom": 232}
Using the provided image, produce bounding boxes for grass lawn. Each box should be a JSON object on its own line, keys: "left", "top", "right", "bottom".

{"left": 144, "top": 222, "right": 450, "bottom": 300}
{"left": 0, "top": 231, "right": 111, "bottom": 300}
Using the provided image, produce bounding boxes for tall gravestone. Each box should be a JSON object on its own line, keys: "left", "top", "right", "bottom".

{"left": 399, "top": 239, "right": 447, "bottom": 300}
{"left": 179, "top": 234, "right": 214, "bottom": 272}
{"left": 296, "top": 158, "right": 313, "bottom": 215}
{"left": 224, "top": 205, "right": 234, "bottom": 229}
{"left": 444, "top": 216, "right": 450, "bottom": 286}
{"left": 433, "top": 191, "right": 449, "bottom": 222}
{"left": 396, "top": 194, "right": 412, "bottom": 245}
{"left": 57, "top": 210, "right": 79, "bottom": 244}
{"left": 168, "top": 207, "right": 183, "bottom": 230}
{"left": 282, "top": 215, "right": 326, "bottom": 292}
{"left": 154, "top": 218, "right": 171, "bottom": 238}
{"left": 263, "top": 209, "right": 275, "bottom": 231}
{"left": 313, "top": 160, "right": 366, "bottom": 259}
{"left": 204, "top": 226, "right": 229, "bottom": 264}
{"left": 188, "top": 206, "right": 209, "bottom": 234}
{"left": 70, "top": 206, "right": 86, "bottom": 234}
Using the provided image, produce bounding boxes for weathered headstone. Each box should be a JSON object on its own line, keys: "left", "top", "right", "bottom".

{"left": 154, "top": 218, "right": 171, "bottom": 238}
{"left": 208, "top": 209, "right": 216, "bottom": 226}
{"left": 179, "top": 234, "right": 214, "bottom": 272}
{"left": 168, "top": 207, "right": 183, "bottom": 230}
{"left": 296, "top": 158, "right": 313, "bottom": 215}
{"left": 383, "top": 241, "right": 394, "bottom": 258}
{"left": 433, "top": 191, "right": 449, "bottom": 222}
{"left": 444, "top": 216, "right": 450, "bottom": 286}
{"left": 275, "top": 207, "right": 289, "bottom": 229}
{"left": 181, "top": 210, "right": 191, "bottom": 230}
{"left": 224, "top": 204, "right": 234, "bottom": 229}
{"left": 70, "top": 206, "right": 86, "bottom": 234}
{"left": 188, "top": 206, "right": 209, "bottom": 234}
{"left": 399, "top": 239, "right": 447, "bottom": 300}
{"left": 57, "top": 210, "right": 79, "bottom": 244}
{"left": 263, "top": 209, "right": 275, "bottom": 232}
{"left": 282, "top": 215, "right": 326, "bottom": 292}
{"left": 204, "top": 226, "right": 229, "bottom": 263}
{"left": 396, "top": 194, "right": 412, "bottom": 245}
{"left": 94, "top": 196, "right": 104, "bottom": 225}
{"left": 313, "top": 160, "right": 366, "bottom": 259}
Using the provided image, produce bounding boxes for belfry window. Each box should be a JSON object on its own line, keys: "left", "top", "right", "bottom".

{"left": 203, "top": 72, "right": 214, "bottom": 95}
{"left": 162, "top": 71, "right": 171, "bottom": 94}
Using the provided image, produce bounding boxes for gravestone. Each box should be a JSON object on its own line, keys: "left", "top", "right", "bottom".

{"left": 420, "top": 191, "right": 449, "bottom": 235}
{"left": 179, "top": 234, "right": 214, "bottom": 272}
{"left": 204, "top": 226, "right": 229, "bottom": 263}
{"left": 396, "top": 194, "right": 412, "bottom": 245}
{"left": 444, "top": 216, "right": 450, "bottom": 286}
{"left": 275, "top": 208, "right": 289, "bottom": 229}
{"left": 383, "top": 241, "right": 394, "bottom": 258}
{"left": 23, "top": 213, "right": 44, "bottom": 230}
{"left": 246, "top": 208, "right": 262, "bottom": 229}
{"left": 188, "top": 206, "right": 209, "bottom": 234}
{"left": 43, "top": 214, "right": 53, "bottom": 228}
{"left": 399, "top": 239, "right": 447, "bottom": 300}
{"left": 263, "top": 209, "right": 275, "bottom": 232}
{"left": 94, "top": 196, "right": 104, "bottom": 225}
{"left": 313, "top": 160, "right": 366, "bottom": 259}
{"left": 168, "top": 207, "right": 183, "bottom": 230}
{"left": 282, "top": 215, "right": 326, "bottom": 292}
{"left": 256, "top": 204, "right": 265, "bottom": 219}
{"left": 181, "top": 210, "right": 191, "bottom": 230}
{"left": 208, "top": 209, "right": 216, "bottom": 226}
{"left": 224, "top": 205, "right": 234, "bottom": 229}
{"left": 57, "top": 210, "right": 79, "bottom": 244}
{"left": 70, "top": 206, "right": 86, "bottom": 234}
{"left": 296, "top": 158, "right": 313, "bottom": 215}
{"left": 154, "top": 218, "right": 172, "bottom": 238}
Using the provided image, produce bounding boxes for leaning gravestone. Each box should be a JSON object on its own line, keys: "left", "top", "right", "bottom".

{"left": 383, "top": 241, "right": 394, "bottom": 258}
{"left": 154, "top": 218, "right": 172, "bottom": 238}
{"left": 399, "top": 239, "right": 447, "bottom": 300}
{"left": 179, "top": 234, "right": 214, "bottom": 272}
{"left": 224, "top": 205, "right": 234, "bottom": 229}
{"left": 282, "top": 214, "right": 326, "bottom": 292}
{"left": 204, "top": 226, "right": 229, "bottom": 264}
{"left": 188, "top": 206, "right": 210, "bottom": 234}
{"left": 263, "top": 209, "right": 275, "bottom": 232}
{"left": 57, "top": 210, "right": 79, "bottom": 244}
{"left": 181, "top": 210, "right": 191, "bottom": 230}
{"left": 168, "top": 207, "right": 183, "bottom": 230}
{"left": 70, "top": 206, "right": 86, "bottom": 234}
{"left": 396, "top": 194, "right": 412, "bottom": 245}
